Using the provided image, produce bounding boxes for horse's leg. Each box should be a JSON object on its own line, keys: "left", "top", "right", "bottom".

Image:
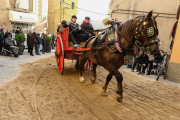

{"left": 101, "top": 72, "right": 113, "bottom": 96}
{"left": 103, "top": 65, "right": 123, "bottom": 102}
{"left": 78, "top": 55, "right": 88, "bottom": 83}
{"left": 114, "top": 71, "right": 123, "bottom": 102}
{"left": 91, "top": 63, "right": 97, "bottom": 83}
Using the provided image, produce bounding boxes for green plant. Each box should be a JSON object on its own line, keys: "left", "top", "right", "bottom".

{"left": 45, "top": 36, "right": 53, "bottom": 45}
{"left": 15, "top": 33, "right": 25, "bottom": 45}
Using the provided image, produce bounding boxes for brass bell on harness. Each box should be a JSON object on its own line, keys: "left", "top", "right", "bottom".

{"left": 143, "top": 22, "right": 147, "bottom": 25}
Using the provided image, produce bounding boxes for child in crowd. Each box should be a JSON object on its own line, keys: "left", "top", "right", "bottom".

{"left": 138, "top": 50, "right": 149, "bottom": 75}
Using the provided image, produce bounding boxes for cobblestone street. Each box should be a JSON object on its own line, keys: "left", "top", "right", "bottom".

{"left": 0, "top": 49, "right": 54, "bottom": 83}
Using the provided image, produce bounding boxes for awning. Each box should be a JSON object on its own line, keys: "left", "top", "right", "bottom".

{"left": 9, "top": 10, "right": 38, "bottom": 23}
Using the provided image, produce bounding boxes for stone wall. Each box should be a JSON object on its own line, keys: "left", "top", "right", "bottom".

{"left": 166, "top": 61, "right": 180, "bottom": 83}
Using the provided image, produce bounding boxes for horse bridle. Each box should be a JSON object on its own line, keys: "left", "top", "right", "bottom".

{"left": 134, "top": 15, "right": 159, "bottom": 48}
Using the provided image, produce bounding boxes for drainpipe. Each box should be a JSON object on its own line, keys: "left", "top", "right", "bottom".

{"left": 130, "top": 0, "right": 135, "bottom": 18}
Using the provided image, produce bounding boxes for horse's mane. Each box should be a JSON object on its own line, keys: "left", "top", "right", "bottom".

{"left": 118, "top": 18, "right": 135, "bottom": 35}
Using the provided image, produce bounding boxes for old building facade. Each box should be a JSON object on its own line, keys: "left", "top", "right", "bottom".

{"left": 0, "top": 0, "right": 48, "bottom": 47}
{"left": 108, "top": 0, "right": 179, "bottom": 52}
{"left": 47, "top": 0, "right": 78, "bottom": 35}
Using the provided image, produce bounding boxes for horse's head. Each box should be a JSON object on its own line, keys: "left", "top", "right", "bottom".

{"left": 135, "top": 11, "right": 159, "bottom": 55}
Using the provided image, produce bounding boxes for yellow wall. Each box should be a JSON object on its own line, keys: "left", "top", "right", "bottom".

{"left": 170, "top": 19, "right": 180, "bottom": 63}
{"left": 47, "top": 0, "right": 78, "bottom": 35}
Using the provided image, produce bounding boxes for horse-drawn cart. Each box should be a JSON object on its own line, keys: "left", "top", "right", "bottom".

{"left": 55, "top": 27, "right": 91, "bottom": 74}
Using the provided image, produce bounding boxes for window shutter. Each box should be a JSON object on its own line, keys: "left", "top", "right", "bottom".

{"left": 19, "top": 0, "right": 29, "bottom": 10}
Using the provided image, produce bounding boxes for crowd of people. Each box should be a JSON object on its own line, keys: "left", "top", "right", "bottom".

{"left": 127, "top": 42, "right": 163, "bottom": 75}
{"left": 27, "top": 31, "right": 56, "bottom": 56}
{"left": 57, "top": 15, "right": 95, "bottom": 48}
{"left": 0, "top": 24, "right": 56, "bottom": 57}
{"left": 0, "top": 25, "right": 19, "bottom": 57}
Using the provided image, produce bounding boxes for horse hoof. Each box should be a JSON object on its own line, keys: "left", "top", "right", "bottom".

{"left": 116, "top": 94, "right": 123, "bottom": 102}
{"left": 79, "top": 76, "right": 85, "bottom": 83}
{"left": 91, "top": 77, "right": 95, "bottom": 83}
{"left": 101, "top": 91, "right": 108, "bottom": 96}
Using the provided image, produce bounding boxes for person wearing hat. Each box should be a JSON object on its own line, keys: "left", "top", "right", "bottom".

{"left": 69, "top": 15, "right": 86, "bottom": 48}
{"left": 4, "top": 34, "right": 19, "bottom": 57}
{"left": 36, "top": 32, "right": 42, "bottom": 55}
{"left": 0, "top": 25, "right": 4, "bottom": 55}
{"left": 81, "top": 16, "right": 95, "bottom": 39}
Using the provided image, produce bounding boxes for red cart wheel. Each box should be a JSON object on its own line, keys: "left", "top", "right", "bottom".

{"left": 55, "top": 35, "right": 64, "bottom": 74}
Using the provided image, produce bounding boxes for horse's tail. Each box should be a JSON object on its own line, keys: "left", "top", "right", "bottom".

{"left": 75, "top": 58, "right": 79, "bottom": 70}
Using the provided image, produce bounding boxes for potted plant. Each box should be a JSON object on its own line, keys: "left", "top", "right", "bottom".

{"left": 45, "top": 36, "right": 52, "bottom": 53}
{"left": 15, "top": 33, "right": 25, "bottom": 55}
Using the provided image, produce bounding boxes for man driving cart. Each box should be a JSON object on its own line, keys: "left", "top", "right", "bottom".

{"left": 69, "top": 15, "right": 86, "bottom": 48}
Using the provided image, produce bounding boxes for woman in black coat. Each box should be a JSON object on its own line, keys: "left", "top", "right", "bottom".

{"left": 28, "top": 32, "right": 37, "bottom": 56}
{"left": 27, "top": 30, "right": 32, "bottom": 53}
{"left": 4, "top": 29, "right": 12, "bottom": 39}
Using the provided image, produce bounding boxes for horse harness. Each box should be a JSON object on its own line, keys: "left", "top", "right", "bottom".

{"left": 134, "top": 15, "right": 159, "bottom": 47}
{"left": 89, "top": 15, "right": 159, "bottom": 66}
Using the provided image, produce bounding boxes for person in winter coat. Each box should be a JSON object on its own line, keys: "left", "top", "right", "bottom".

{"left": 146, "top": 54, "right": 155, "bottom": 75}
{"left": 80, "top": 16, "right": 95, "bottom": 39}
{"left": 69, "top": 15, "right": 86, "bottom": 48}
{"left": 4, "top": 34, "right": 19, "bottom": 57}
{"left": 4, "top": 29, "right": 12, "bottom": 39}
{"left": 41, "top": 35, "right": 46, "bottom": 54}
{"left": 15, "top": 27, "right": 20, "bottom": 34}
{"left": 0, "top": 25, "right": 4, "bottom": 55}
{"left": 138, "top": 50, "right": 149, "bottom": 75}
{"left": 27, "top": 30, "right": 32, "bottom": 53}
{"left": 57, "top": 20, "right": 68, "bottom": 33}
{"left": 29, "top": 32, "right": 37, "bottom": 56}
{"left": 52, "top": 34, "right": 56, "bottom": 50}
{"left": 20, "top": 29, "right": 24, "bottom": 34}
{"left": 36, "top": 32, "right": 42, "bottom": 55}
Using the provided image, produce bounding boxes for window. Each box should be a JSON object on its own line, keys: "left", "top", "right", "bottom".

{"left": 72, "top": 2, "right": 75, "bottom": 10}
{"left": 18, "top": 0, "right": 29, "bottom": 10}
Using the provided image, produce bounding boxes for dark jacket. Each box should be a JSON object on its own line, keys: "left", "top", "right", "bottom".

{"left": 52, "top": 35, "right": 56, "bottom": 42}
{"left": 5, "top": 38, "right": 15, "bottom": 46}
{"left": 27, "top": 33, "right": 32, "bottom": 46}
{"left": 36, "top": 35, "right": 42, "bottom": 44}
{"left": 154, "top": 51, "right": 162, "bottom": 62}
{"left": 42, "top": 38, "right": 46, "bottom": 46}
{"left": 81, "top": 20, "right": 94, "bottom": 34}
{"left": 139, "top": 54, "right": 149, "bottom": 64}
{"left": 0, "top": 29, "right": 4, "bottom": 42}
{"left": 69, "top": 21, "right": 80, "bottom": 35}
{"left": 4, "top": 32, "right": 12, "bottom": 39}
{"left": 29, "top": 36, "right": 36, "bottom": 48}
{"left": 15, "top": 30, "right": 20, "bottom": 34}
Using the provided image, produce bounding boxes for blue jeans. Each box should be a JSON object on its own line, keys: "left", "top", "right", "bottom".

{"left": 36, "top": 44, "right": 40, "bottom": 54}
{"left": 42, "top": 45, "right": 45, "bottom": 53}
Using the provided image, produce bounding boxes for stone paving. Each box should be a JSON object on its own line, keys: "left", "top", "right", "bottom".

{"left": 0, "top": 49, "right": 54, "bottom": 83}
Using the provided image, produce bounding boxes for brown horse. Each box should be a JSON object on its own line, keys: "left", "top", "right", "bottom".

{"left": 75, "top": 11, "right": 159, "bottom": 102}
